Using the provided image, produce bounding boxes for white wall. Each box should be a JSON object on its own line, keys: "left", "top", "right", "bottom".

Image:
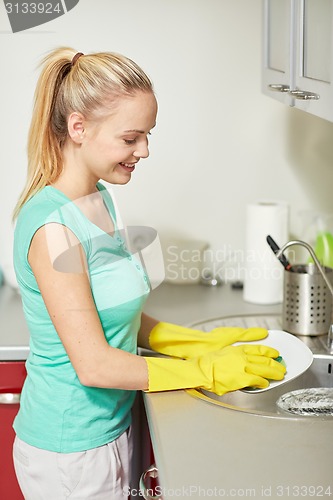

{"left": 1, "top": 0, "right": 333, "bottom": 277}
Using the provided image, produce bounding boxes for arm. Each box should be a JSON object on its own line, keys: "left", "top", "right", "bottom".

{"left": 28, "top": 223, "right": 149, "bottom": 390}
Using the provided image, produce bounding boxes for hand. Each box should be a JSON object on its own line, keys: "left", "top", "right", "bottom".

{"left": 196, "top": 344, "right": 286, "bottom": 395}
{"left": 144, "top": 344, "right": 286, "bottom": 394}
{"left": 149, "top": 321, "right": 269, "bottom": 359}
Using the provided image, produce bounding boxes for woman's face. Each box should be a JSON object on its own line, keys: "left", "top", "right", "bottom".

{"left": 74, "top": 91, "right": 157, "bottom": 185}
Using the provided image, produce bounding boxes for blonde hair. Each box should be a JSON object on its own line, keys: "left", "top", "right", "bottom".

{"left": 13, "top": 46, "right": 153, "bottom": 219}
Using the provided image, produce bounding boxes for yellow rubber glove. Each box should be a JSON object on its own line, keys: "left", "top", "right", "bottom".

{"left": 149, "top": 322, "right": 269, "bottom": 359}
{"left": 144, "top": 344, "right": 286, "bottom": 395}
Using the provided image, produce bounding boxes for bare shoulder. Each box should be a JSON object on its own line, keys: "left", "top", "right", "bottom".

{"left": 29, "top": 222, "right": 88, "bottom": 275}
{"left": 28, "top": 222, "right": 94, "bottom": 317}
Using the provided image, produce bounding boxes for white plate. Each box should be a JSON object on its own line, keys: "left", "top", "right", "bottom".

{"left": 234, "top": 329, "right": 313, "bottom": 393}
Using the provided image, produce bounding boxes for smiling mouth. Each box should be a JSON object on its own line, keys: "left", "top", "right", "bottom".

{"left": 119, "top": 162, "right": 137, "bottom": 172}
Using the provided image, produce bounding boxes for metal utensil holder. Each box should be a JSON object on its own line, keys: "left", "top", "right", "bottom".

{"left": 276, "top": 240, "right": 333, "bottom": 336}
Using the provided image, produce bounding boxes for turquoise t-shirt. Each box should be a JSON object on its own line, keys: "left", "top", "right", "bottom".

{"left": 13, "top": 183, "right": 150, "bottom": 453}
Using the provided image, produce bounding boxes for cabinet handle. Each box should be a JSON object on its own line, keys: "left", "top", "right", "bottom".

{"left": 288, "top": 89, "right": 320, "bottom": 100}
{"left": 0, "top": 393, "right": 21, "bottom": 404}
{"left": 139, "top": 464, "right": 163, "bottom": 500}
{"left": 268, "top": 84, "right": 290, "bottom": 93}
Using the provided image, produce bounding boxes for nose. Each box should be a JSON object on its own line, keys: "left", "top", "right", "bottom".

{"left": 133, "top": 138, "right": 149, "bottom": 159}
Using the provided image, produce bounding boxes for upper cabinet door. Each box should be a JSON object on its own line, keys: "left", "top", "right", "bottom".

{"left": 293, "top": 0, "right": 333, "bottom": 121}
{"left": 262, "top": 0, "right": 333, "bottom": 122}
{"left": 262, "top": 0, "right": 294, "bottom": 105}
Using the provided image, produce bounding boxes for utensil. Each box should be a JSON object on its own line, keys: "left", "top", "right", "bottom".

{"left": 266, "top": 235, "right": 293, "bottom": 271}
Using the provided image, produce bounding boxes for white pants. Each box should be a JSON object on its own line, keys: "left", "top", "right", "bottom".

{"left": 13, "top": 428, "right": 133, "bottom": 500}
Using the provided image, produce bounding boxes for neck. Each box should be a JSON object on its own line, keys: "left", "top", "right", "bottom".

{"left": 50, "top": 143, "right": 99, "bottom": 199}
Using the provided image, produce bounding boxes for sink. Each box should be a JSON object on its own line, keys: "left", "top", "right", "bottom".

{"left": 187, "top": 354, "right": 333, "bottom": 418}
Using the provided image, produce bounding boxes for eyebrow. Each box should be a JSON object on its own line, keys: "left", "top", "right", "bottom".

{"left": 123, "top": 129, "right": 145, "bottom": 134}
{"left": 123, "top": 124, "right": 156, "bottom": 134}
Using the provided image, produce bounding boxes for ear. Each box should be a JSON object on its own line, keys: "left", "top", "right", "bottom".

{"left": 67, "top": 112, "right": 86, "bottom": 144}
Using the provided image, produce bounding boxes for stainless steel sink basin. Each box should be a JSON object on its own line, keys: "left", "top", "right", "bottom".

{"left": 187, "top": 354, "right": 333, "bottom": 418}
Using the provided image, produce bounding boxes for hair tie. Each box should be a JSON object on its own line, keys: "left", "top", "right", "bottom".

{"left": 71, "top": 52, "right": 84, "bottom": 67}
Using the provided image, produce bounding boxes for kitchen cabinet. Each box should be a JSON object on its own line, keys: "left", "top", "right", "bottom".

{"left": 262, "top": 0, "right": 293, "bottom": 105}
{"left": 0, "top": 361, "right": 26, "bottom": 500}
{"left": 0, "top": 287, "right": 28, "bottom": 499}
{"left": 262, "top": 0, "right": 333, "bottom": 122}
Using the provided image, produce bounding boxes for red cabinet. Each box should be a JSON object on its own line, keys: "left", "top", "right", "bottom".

{"left": 0, "top": 361, "right": 26, "bottom": 500}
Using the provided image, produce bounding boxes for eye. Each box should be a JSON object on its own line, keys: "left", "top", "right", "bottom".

{"left": 124, "top": 132, "right": 152, "bottom": 145}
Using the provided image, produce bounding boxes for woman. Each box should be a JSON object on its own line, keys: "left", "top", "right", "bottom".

{"left": 12, "top": 47, "right": 285, "bottom": 499}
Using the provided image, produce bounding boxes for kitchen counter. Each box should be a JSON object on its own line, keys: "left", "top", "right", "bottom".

{"left": 143, "top": 283, "right": 333, "bottom": 500}
{"left": 143, "top": 390, "right": 333, "bottom": 500}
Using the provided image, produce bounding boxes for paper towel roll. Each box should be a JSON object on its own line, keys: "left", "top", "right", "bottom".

{"left": 243, "top": 201, "right": 289, "bottom": 304}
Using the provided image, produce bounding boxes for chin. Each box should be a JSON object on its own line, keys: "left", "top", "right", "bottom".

{"left": 104, "top": 173, "right": 132, "bottom": 185}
